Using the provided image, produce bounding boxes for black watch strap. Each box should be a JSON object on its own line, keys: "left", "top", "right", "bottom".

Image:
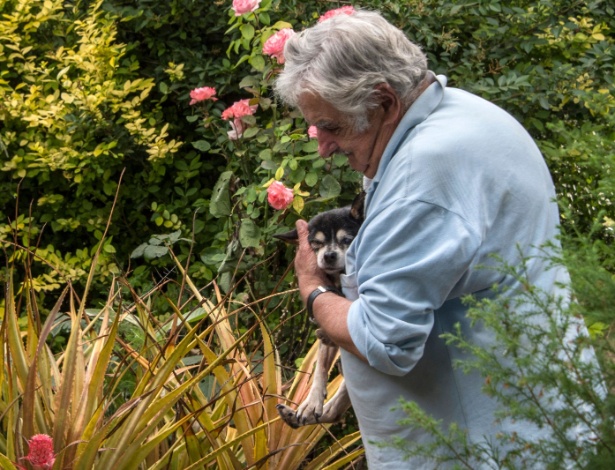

{"left": 306, "top": 286, "right": 341, "bottom": 317}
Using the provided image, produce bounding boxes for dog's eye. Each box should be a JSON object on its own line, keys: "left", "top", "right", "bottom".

{"left": 309, "top": 240, "right": 324, "bottom": 250}
{"left": 340, "top": 236, "right": 354, "bottom": 246}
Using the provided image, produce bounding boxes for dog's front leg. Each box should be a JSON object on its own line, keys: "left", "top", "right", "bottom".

{"left": 318, "top": 379, "right": 351, "bottom": 423}
{"left": 295, "top": 341, "right": 338, "bottom": 422}
{"left": 277, "top": 340, "right": 338, "bottom": 428}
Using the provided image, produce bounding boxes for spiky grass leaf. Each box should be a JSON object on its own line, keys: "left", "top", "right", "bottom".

{"left": 0, "top": 453, "right": 18, "bottom": 470}
{"left": 23, "top": 288, "right": 68, "bottom": 439}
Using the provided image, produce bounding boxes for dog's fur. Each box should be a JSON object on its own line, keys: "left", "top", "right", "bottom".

{"left": 274, "top": 192, "right": 365, "bottom": 428}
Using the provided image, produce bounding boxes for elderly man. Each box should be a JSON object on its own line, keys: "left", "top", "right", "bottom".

{"left": 274, "top": 9, "right": 577, "bottom": 468}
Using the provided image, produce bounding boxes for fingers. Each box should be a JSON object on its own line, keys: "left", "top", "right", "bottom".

{"left": 295, "top": 219, "right": 309, "bottom": 247}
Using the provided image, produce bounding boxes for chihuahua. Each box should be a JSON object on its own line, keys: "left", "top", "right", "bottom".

{"left": 274, "top": 191, "right": 365, "bottom": 428}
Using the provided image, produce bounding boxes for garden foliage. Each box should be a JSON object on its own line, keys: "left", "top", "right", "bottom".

{"left": 1, "top": 0, "right": 613, "bottom": 302}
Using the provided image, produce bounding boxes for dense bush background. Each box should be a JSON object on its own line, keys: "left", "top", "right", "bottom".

{"left": 1, "top": 0, "right": 613, "bottom": 369}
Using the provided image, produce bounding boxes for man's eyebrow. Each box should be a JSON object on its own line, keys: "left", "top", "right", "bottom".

{"left": 314, "top": 119, "right": 338, "bottom": 129}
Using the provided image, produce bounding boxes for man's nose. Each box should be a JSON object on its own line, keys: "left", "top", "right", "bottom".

{"left": 317, "top": 134, "right": 338, "bottom": 158}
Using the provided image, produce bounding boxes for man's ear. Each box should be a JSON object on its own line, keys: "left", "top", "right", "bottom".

{"left": 273, "top": 229, "right": 299, "bottom": 244}
{"left": 374, "top": 83, "right": 402, "bottom": 124}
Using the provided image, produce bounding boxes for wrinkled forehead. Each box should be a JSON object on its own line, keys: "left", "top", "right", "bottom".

{"left": 297, "top": 92, "right": 346, "bottom": 126}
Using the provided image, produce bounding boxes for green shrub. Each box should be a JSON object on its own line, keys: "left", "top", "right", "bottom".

{"left": 0, "top": 0, "right": 181, "bottom": 289}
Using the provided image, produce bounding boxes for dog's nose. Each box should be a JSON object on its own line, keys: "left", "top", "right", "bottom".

{"left": 324, "top": 252, "right": 338, "bottom": 263}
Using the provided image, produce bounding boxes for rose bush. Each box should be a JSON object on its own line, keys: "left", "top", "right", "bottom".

{"left": 164, "top": 0, "right": 360, "bottom": 296}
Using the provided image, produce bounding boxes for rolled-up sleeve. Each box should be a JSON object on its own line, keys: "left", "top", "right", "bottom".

{"left": 347, "top": 198, "right": 481, "bottom": 376}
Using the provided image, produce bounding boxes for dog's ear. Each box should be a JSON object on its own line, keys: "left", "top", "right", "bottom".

{"left": 350, "top": 190, "right": 366, "bottom": 221}
{"left": 273, "top": 229, "right": 299, "bottom": 244}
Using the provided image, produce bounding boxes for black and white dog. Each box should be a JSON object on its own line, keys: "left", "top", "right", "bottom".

{"left": 274, "top": 191, "right": 365, "bottom": 428}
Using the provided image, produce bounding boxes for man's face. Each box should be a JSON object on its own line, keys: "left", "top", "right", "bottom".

{"left": 298, "top": 92, "right": 397, "bottom": 179}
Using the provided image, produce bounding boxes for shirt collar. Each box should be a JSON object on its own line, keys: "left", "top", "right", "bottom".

{"left": 371, "top": 73, "right": 447, "bottom": 186}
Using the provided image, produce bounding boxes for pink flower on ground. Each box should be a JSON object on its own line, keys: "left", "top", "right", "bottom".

{"left": 318, "top": 5, "right": 356, "bottom": 22}
{"left": 267, "top": 181, "right": 294, "bottom": 210}
{"left": 24, "top": 434, "right": 55, "bottom": 469}
{"left": 232, "top": 0, "right": 261, "bottom": 16}
{"left": 308, "top": 125, "right": 318, "bottom": 138}
{"left": 222, "top": 99, "right": 258, "bottom": 139}
{"left": 262, "top": 28, "right": 295, "bottom": 64}
{"left": 189, "top": 86, "right": 217, "bottom": 105}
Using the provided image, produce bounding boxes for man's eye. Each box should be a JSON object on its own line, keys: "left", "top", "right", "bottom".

{"left": 318, "top": 123, "right": 341, "bottom": 134}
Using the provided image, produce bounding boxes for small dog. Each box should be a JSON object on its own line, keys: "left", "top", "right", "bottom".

{"left": 274, "top": 191, "right": 365, "bottom": 428}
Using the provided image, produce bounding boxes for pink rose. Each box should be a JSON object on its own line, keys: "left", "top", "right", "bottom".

{"left": 267, "top": 181, "right": 294, "bottom": 210}
{"left": 262, "top": 28, "right": 295, "bottom": 64}
{"left": 189, "top": 86, "right": 217, "bottom": 105}
{"left": 232, "top": 0, "right": 261, "bottom": 16}
{"left": 24, "top": 434, "right": 55, "bottom": 469}
{"left": 308, "top": 125, "right": 318, "bottom": 138}
{"left": 222, "top": 99, "right": 258, "bottom": 139}
{"left": 221, "top": 99, "right": 258, "bottom": 121}
{"left": 318, "top": 5, "right": 356, "bottom": 22}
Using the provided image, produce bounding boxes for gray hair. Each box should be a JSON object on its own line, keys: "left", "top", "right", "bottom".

{"left": 274, "top": 10, "right": 428, "bottom": 131}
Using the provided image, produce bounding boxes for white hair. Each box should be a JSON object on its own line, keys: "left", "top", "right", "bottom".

{"left": 274, "top": 10, "right": 428, "bottom": 130}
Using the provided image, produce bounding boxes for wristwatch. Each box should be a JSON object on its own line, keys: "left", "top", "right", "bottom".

{"left": 306, "top": 285, "right": 342, "bottom": 317}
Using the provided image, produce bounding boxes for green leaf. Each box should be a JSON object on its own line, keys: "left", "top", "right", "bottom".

{"left": 302, "top": 140, "right": 318, "bottom": 153}
{"left": 210, "top": 171, "right": 233, "bottom": 218}
{"left": 240, "top": 24, "right": 255, "bottom": 41}
{"left": 239, "top": 218, "right": 261, "bottom": 248}
{"left": 144, "top": 245, "right": 169, "bottom": 259}
{"left": 305, "top": 171, "right": 318, "bottom": 187}
{"left": 130, "top": 243, "right": 147, "bottom": 259}
{"left": 242, "top": 126, "right": 260, "bottom": 139}
{"left": 319, "top": 174, "right": 341, "bottom": 199}
{"left": 249, "top": 54, "right": 265, "bottom": 72}
{"left": 192, "top": 140, "right": 211, "bottom": 152}
{"left": 272, "top": 20, "right": 292, "bottom": 30}
{"left": 259, "top": 149, "right": 272, "bottom": 161}
{"left": 238, "top": 75, "right": 260, "bottom": 89}
{"left": 103, "top": 180, "right": 116, "bottom": 196}
{"left": 258, "top": 12, "right": 270, "bottom": 25}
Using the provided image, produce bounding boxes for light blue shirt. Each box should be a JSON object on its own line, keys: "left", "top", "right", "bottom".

{"left": 340, "top": 75, "right": 570, "bottom": 467}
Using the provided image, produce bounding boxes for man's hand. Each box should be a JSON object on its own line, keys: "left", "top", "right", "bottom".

{"left": 294, "top": 220, "right": 330, "bottom": 303}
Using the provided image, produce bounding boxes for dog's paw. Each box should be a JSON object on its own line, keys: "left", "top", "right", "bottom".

{"left": 276, "top": 404, "right": 301, "bottom": 428}
{"left": 295, "top": 393, "right": 324, "bottom": 424}
{"left": 277, "top": 398, "right": 325, "bottom": 428}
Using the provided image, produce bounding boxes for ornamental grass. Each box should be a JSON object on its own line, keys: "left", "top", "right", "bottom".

{"left": 0, "top": 243, "right": 363, "bottom": 469}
